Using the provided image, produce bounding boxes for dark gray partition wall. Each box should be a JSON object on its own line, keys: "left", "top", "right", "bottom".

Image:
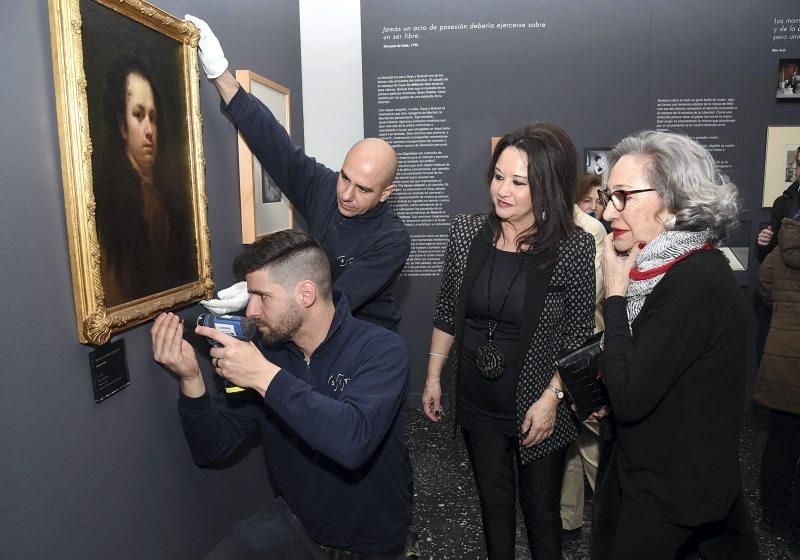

{"left": 361, "top": 0, "right": 800, "bottom": 400}
{"left": 0, "top": 2, "right": 302, "bottom": 558}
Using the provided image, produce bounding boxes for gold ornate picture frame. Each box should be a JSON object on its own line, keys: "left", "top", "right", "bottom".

{"left": 235, "top": 69, "right": 293, "bottom": 243}
{"left": 49, "top": 0, "right": 213, "bottom": 345}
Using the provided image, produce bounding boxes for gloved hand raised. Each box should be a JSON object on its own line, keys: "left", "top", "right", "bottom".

{"left": 185, "top": 14, "right": 229, "bottom": 79}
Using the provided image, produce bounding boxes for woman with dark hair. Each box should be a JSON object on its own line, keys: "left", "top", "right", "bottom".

{"left": 595, "top": 130, "right": 758, "bottom": 558}
{"left": 93, "top": 56, "right": 195, "bottom": 307}
{"left": 421, "top": 122, "right": 595, "bottom": 559}
{"left": 576, "top": 173, "right": 611, "bottom": 233}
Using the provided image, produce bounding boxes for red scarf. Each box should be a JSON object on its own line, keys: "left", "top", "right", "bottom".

{"left": 628, "top": 242, "right": 714, "bottom": 281}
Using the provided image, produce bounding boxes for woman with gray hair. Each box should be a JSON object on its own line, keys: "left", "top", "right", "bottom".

{"left": 594, "top": 131, "right": 758, "bottom": 558}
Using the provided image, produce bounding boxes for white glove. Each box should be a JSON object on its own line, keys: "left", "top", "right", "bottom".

{"left": 200, "top": 281, "right": 249, "bottom": 314}
{"left": 185, "top": 14, "right": 229, "bottom": 79}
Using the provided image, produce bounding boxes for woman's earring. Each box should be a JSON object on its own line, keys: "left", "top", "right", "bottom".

{"left": 664, "top": 215, "right": 676, "bottom": 230}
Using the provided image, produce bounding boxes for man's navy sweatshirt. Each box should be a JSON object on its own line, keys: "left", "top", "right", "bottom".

{"left": 178, "top": 293, "right": 412, "bottom": 554}
{"left": 223, "top": 88, "right": 410, "bottom": 331}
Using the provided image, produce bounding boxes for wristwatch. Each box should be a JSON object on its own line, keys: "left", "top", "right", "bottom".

{"left": 547, "top": 384, "right": 564, "bottom": 400}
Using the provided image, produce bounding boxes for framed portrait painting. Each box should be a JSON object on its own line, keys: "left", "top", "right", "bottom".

{"left": 584, "top": 147, "right": 611, "bottom": 176}
{"left": 235, "top": 70, "right": 293, "bottom": 243}
{"left": 48, "top": 0, "right": 213, "bottom": 345}
{"left": 762, "top": 126, "right": 800, "bottom": 207}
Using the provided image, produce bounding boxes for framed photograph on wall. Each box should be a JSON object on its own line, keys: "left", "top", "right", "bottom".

{"left": 584, "top": 148, "right": 611, "bottom": 176}
{"left": 235, "top": 70, "right": 293, "bottom": 243}
{"left": 762, "top": 126, "right": 800, "bottom": 207}
{"left": 48, "top": 0, "right": 213, "bottom": 345}
{"left": 776, "top": 58, "right": 800, "bottom": 100}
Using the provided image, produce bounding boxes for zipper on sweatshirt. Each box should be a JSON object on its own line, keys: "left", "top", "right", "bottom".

{"left": 305, "top": 359, "right": 310, "bottom": 383}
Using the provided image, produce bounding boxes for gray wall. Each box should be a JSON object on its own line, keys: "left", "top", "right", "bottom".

{"left": 361, "top": 0, "right": 800, "bottom": 401}
{"left": 0, "top": 2, "right": 302, "bottom": 558}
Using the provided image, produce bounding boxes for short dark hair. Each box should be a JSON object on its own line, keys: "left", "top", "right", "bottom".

{"left": 487, "top": 122, "right": 577, "bottom": 269}
{"left": 233, "top": 230, "right": 332, "bottom": 299}
{"left": 575, "top": 174, "right": 602, "bottom": 204}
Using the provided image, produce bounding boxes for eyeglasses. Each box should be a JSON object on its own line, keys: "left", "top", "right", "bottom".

{"left": 597, "top": 188, "right": 656, "bottom": 211}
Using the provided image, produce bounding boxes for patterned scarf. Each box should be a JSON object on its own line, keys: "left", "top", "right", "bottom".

{"left": 624, "top": 230, "right": 713, "bottom": 331}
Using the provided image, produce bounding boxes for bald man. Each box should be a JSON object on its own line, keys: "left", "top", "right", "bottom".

{"left": 187, "top": 15, "right": 410, "bottom": 331}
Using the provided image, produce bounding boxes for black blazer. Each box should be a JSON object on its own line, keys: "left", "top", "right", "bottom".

{"left": 434, "top": 214, "right": 595, "bottom": 464}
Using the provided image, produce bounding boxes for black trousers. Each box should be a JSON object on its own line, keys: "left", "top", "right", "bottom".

{"left": 462, "top": 428, "right": 567, "bottom": 560}
{"left": 204, "top": 497, "right": 404, "bottom": 560}
{"left": 593, "top": 419, "right": 758, "bottom": 560}
{"left": 760, "top": 409, "right": 800, "bottom": 533}
{"left": 608, "top": 498, "right": 759, "bottom": 560}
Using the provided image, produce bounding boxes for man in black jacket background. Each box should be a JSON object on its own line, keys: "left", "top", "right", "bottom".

{"left": 186, "top": 14, "right": 410, "bottom": 332}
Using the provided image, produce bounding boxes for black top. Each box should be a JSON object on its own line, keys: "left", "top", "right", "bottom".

{"left": 599, "top": 249, "right": 746, "bottom": 526}
{"left": 433, "top": 215, "right": 596, "bottom": 464}
{"left": 458, "top": 245, "right": 539, "bottom": 432}
{"left": 223, "top": 88, "right": 411, "bottom": 331}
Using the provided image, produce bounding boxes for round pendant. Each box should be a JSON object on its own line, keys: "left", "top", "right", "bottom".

{"left": 476, "top": 342, "right": 504, "bottom": 379}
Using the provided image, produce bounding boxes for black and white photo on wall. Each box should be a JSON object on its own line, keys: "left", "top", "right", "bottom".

{"left": 584, "top": 147, "right": 611, "bottom": 176}
{"left": 777, "top": 58, "right": 800, "bottom": 99}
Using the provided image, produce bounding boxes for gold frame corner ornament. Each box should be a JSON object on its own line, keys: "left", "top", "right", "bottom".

{"left": 48, "top": 0, "right": 213, "bottom": 345}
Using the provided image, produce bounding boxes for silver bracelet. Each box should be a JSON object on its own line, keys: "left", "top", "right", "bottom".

{"left": 428, "top": 352, "right": 448, "bottom": 359}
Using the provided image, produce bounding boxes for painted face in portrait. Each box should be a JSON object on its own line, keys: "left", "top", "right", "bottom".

{"left": 245, "top": 268, "right": 303, "bottom": 345}
{"left": 603, "top": 154, "right": 672, "bottom": 252}
{"left": 491, "top": 146, "right": 534, "bottom": 228}
{"left": 119, "top": 73, "right": 158, "bottom": 179}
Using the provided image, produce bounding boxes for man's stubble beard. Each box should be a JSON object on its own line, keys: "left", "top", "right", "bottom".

{"left": 259, "top": 301, "right": 303, "bottom": 346}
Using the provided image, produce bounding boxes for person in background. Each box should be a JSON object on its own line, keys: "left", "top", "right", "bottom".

{"left": 185, "top": 15, "right": 410, "bottom": 332}
{"left": 754, "top": 212, "right": 800, "bottom": 560}
{"left": 559, "top": 173, "right": 607, "bottom": 541}
{"left": 595, "top": 130, "right": 758, "bottom": 559}
{"left": 422, "top": 122, "right": 595, "bottom": 559}
{"left": 756, "top": 152, "right": 800, "bottom": 262}
{"left": 754, "top": 152, "right": 800, "bottom": 365}
{"left": 576, "top": 173, "right": 612, "bottom": 233}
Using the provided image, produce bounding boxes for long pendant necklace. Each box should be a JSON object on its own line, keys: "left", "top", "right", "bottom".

{"left": 475, "top": 244, "right": 529, "bottom": 379}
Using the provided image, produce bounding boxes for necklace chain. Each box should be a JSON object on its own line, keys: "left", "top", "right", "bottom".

{"left": 486, "top": 244, "right": 529, "bottom": 342}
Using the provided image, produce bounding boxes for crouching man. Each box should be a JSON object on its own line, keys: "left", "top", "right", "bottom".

{"left": 151, "top": 229, "right": 412, "bottom": 559}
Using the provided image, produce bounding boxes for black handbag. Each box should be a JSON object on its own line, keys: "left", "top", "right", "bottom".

{"left": 555, "top": 331, "right": 609, "bottom": 421}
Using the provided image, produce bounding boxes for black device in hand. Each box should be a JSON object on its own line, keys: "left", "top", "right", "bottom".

{"left": 195, "top": 313, "right": 258, "bottom": 394}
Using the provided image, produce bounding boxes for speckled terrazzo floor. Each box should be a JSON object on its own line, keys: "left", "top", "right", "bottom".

{"left": 403, "top": 404, "right": 788, "bottom": 559}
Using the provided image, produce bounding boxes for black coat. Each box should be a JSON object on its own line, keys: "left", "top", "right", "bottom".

{"left": 599, "top": 249, "right": 747, "bottom": 526}
{"left": 433, "top": 214, "right": 595, "bottom": 464}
